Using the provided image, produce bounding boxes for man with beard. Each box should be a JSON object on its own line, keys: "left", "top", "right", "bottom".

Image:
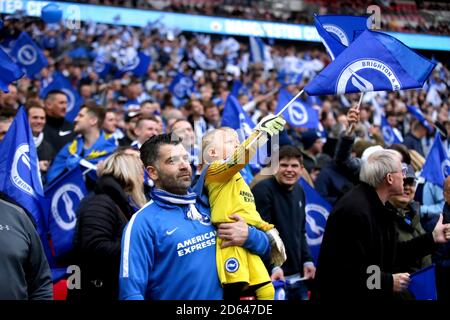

{"left": 119, "top": 134, "right": 270, "bottom": 300}
{"left": 170, "top": 119, "right": 200, "bottom": 181}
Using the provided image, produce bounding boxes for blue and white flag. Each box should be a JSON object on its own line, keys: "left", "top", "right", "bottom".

{"left": 299, "top": 178, "right": 331, "bottom": 264}
{"left": 169, "top": 73, "right": 195, "bottom": 107}
{"left": 221, "top": 95, "right": 266, "bottom": 177}
{"left": 421, "top": 132, "right": 450, "bottom": 188}
{"left": 276, "top": 88, "right": 319, "bottom": 129}
{"left": 221, "top": 94, "right": 255, "bottom": 140}
{"left": 381, "top": 116, "right": 403, "bottom": 145}
{"left": 304, "top": 29, "right": 436, "bottom": 96}
{"left": 277, "top": 70, "right": 303, "bottom": 86}
{"left": 307, "top": 95, "right": 322, "bottom": 107}
{"left": 249, "top": 37, "right": 269, "bottom": 64}
{"left": 192, "top": 47, "right": 218, "bottom": 70}
{"left": 408, "top": 264, "right": 437, "bottom": 300}
{"left": 118, "top": 51, "right": 151, "bottom": 77}
{"left": 0, "top": 107, "right": 46, "bottom": 236}
{"left": 11, "top": 32, "right": 48, "bottom": 78}
{"left": 314, "top": 15, "right": 368, "bottom": 60}
{"left": 0, "top": 47, "right": 24, "bottom": 92}
{"left": 230, "top": 80, "right": 251, "bottom": 98}
{"left": 407, "top": 105, "right": 434, "bottom": 132}
{"left": 46, "top": 131, "right": 117, "bottom": 184}
{"left": 92, "top": 54, "right": 112, "bottom": 79}
{"left": 44, "top": 167, "right": 87, "bottom": 257}
{"left": 40, "top": 73, "right": 83, "bottom": 122}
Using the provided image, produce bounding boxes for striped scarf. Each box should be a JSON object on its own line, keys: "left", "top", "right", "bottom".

{"left": 150, "top": 188, "right": 203, "bottom": 221}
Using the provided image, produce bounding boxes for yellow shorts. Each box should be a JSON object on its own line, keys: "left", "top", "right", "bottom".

{"left": 216, "top": 238, "right": 271, "bottom": 287}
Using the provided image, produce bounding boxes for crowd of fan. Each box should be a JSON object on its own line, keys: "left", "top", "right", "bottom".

{"left": 55, "top": 0, "right": 450, "bottom": 35}
{"left": 0, "top": 14, "right": 448, "bottom": 177}
{"left": 0, "top": 12, "right": 449, "bottom": 300}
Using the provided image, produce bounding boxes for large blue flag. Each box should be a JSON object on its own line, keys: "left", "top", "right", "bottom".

{"left": 276, "top": 88, "right": 319, "bottom": 129}
{"left": 381, "top": 116, "right": 403, "bottom": 145}
{"left": 44, "top": 167, "right": 87, "bottom": 258}
{"left": 304, "top": 29, "right": 436, "bottom": 96}
{"left": 407, "top": 105, "right": 434, "bottom": 132}
{"left": 421, "top": 132, "right": 450, "bottom": 188}
{"left": 11, "top": 32, "right": 48, "bottom": 78}
{"left": 0, "top": 47, "right": 24, "bottom": 92}
{"left": 408, "top": 264, "right": 437, "bottom": 300}
{"left": 314, "top": 15, "right": 368, "bottom": 60}
{"left": 299, "top": 178, "right": 331, "bottom": 264}
{"left": 0, "top": 107, "right": 46, "bottom": 236}
{"left": 117, "top": 51, "right": 151, "bottom": 77}
{"left": 40, "top": 73, "right": 84, "bottom": 122}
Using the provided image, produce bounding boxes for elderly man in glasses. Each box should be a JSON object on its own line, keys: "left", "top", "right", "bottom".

{"left": 387, "top": 164, "right": 432, "bottom": 299}
{"left": 313, "top": 150, "right": 450, "bottom": 301}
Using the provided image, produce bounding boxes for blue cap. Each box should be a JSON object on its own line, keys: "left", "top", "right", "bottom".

{"left": 301, "top": 129, "right": 322, "bottom": 150}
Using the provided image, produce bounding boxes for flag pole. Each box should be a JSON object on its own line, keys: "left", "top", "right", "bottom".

{"left": 355, "top": 91, "right": 364, "bottom": 111}
{"left": 246, "top": 89, "right": 304, "bottom": 150}
{"left": 275, "top": 89, "right": 304, "bottom": 117}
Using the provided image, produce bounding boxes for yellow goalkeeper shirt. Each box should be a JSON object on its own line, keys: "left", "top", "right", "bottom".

{"left": 205, "top": 131, "right": 273, "bottom": 286}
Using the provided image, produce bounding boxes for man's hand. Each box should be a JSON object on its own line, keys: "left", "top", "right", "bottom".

{"left": 432, "top": 214, "right": 450, "bottom": 243}
{"left": 303, "top": 264, "right": 316, "bottom": 280}
{"left": 256, "top": 115, "right": 286, "bottom": 137}
{"left": 271, "top": 267, "right": 285, "bottom": 282}
{"left": 345, "top": 105, "right": 360, "bottom": 136}
{"left": 347, "top": 106, "right": 360, "bottom": 127}
{"left": 392, "top": 273, "right": 410, "bottom": 293}
{"left": 218, "top": 214, "right": 248, "bottom": 248}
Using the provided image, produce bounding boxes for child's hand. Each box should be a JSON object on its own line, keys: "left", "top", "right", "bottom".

{"left": 266, "top": 228, "right": 287, "bottom": 267}
{"left": 256, "top": 115, "right": 286, "bottom": 136}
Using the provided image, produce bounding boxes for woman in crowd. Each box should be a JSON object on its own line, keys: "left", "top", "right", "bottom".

{"left": 68, "top": 147, "right": 147, "bottom": 300}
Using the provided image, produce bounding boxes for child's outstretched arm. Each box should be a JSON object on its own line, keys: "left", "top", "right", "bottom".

{"left": 206, "top": 115, "right": 285, "bottom": 183}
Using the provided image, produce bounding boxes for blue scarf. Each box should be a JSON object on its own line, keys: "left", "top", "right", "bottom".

{"left": 150, "top": 188, "right": 203, "bottom": 221}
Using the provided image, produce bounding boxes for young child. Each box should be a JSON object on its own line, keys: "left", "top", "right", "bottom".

{"left": 201, "top": 114, "right": 287, "bottom": 300}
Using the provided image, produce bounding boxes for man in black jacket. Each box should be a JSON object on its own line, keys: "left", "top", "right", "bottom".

{"left": 252, "top": 145, "right": 315, "bottom": 300}
{"left": 43, "top": 90, "right": 75, "bottom": 154}
{"left": 313, "top": 149, "right": 450, "bottom": 300}
{"left": 0, "top": 193, "right": 53, "bottom": 300}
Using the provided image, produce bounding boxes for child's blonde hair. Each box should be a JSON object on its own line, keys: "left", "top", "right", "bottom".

{"left": 201, "top": 127, "right": 237, "bottom": 164}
